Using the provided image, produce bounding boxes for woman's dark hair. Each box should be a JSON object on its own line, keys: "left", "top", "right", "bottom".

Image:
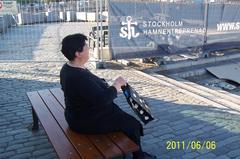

{"left": 61, "top": 34, "right": 87, "bottom": 61}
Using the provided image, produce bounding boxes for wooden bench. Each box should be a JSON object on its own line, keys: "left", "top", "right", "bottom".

{"left": 27, "top": 88, "right": 139, "bottom": 159}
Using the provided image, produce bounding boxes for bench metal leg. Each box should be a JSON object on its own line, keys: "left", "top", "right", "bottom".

{"left": 32, "top": 108, "right": 39, "bottom": 130}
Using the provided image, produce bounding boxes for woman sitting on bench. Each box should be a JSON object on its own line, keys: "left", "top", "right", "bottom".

{"left": 60, "top": 33, "right": 156, "bottom": 159}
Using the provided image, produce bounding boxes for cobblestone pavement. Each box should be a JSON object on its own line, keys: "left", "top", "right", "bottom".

{"left": 1, "top": 23, "right": 240, "bottom": 159}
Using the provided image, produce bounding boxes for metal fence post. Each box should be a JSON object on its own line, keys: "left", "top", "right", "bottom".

{"left": 95, "top": 0, "right": 105, "bottom": 69}
{"left": 203, "top": 2, "right": 209, "bottom": 58}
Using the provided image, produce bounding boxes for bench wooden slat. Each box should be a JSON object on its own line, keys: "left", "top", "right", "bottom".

{"left": 27, "top": 91, "right": 81, "bottom": 159}
{"left": 87, "top": 134, "right": 122, "bottom": 159}
{"left": 108, "top": 132, "right": 139, "bottom": 154}
{"left": 38, "top": 90, "right": 104, "bottom": 159}
{"left": 50, "top": 88, "right": 65, "bottom": 108}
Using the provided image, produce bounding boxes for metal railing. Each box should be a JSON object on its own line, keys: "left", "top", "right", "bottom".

{"left": 0, "top": 0, "right": 108, "bottom": 61}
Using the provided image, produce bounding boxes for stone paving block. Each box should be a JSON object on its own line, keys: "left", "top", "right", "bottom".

{"left": 8, "top": 123, "right": 23, "bottom": 128}
{"left": 16, "top": 146, "right": 35, "bottom": 154}
{"left": 16, "top": 111, "right": 31, "bottom": 116}
{"left": 34, "top": 143, "right": 54, "bottom": 150}
{"left": 32, "top": 148, "right": 55, "bottom": 157}
{"left": 188, "top": 129, "right": 205, "bottom": 137}
{"left": 175, "top": 134, "right": 191, "bottom": 141}
{"left": 0, "top": 136, "right": 14, "bottom": 143}
{"left": 0, "top": 118, "right": 7, "bottom": 122}
{"left": 14, "top": 131, "right": 33, "bottom": 139}
{"left": 217, "top": 136, "right": 240, "bottom": 148}
{"left": 195, "top": 134, "right": 212, "bottom": 141}
{"left": 166, "top": 149, "right": 185, "bottom": 158}
{"left": 149, "top": 119, "right": 169, "bottom": 127}
{"left": 178, "top": 118, "right": 201, "bottom": 126}
{"left": 160, "top": 134, "right": 176, "bottom": 141}
{"left": 143, "top": 137, "right": 161, "bottom": 145}
{"left": 172, "top": 122, "right": 191, "bottom": 131}
{"left": 11, "top": 153, "right": 32, "bottom": 159}
{"left": 23, "top": 138, "right": 49, "bottom": 147}
{"left": 0, "top": 151, "right": 15, "bottom": 159}
{"left": 174, "top": 128, "right": 191, "bottom": 136}
{"left": 227, "top": 149, "right": 240, "bottom": 158}
{"left": 0, "top": 132, "right": 6, "bottom": 138}
{"left": 196, "top": 146, "right": 214, "bottom": 154}
{"left": 34, "top": 152, "right": 58, "bottom": 159}
{"left": 188, "top": 124, "right": 207, "bottom": 131}
{"left": 4, "top": 116, "right": 19, "bottom": 121}
{"left": 214, "top": 155, "right": 231, "bottom": 159}
{"left": 196, "top": 152, "right": 217, "bottom": 159}
{"left": 161, "top": 115, "right": 184, "bottom": 123}
{"left": 142, "top": 143, "right": 160, "bottom": 153}
{"left": 158, "top": 148, "right": 170, "bottom": 156}
{"left": 0, "top": 121, "right": 11, "bottom": 127}
{"left": 210, "top": 145, "right": 229, "bottom": 156}
{"left": 210, "top": 132, "right": 232, "bottom": 142}
{"left": 6, "top": 143, "right": 24, "bottom": 151}
{"left": 152, "top": 128, "right": 172, "bottom": 137}
{"left": 0, "top": 148, "right": 4, "bottom": 153}
{"left": 170, "top": 119, "right": 189, "bottom": 127}
{"left": 142, "top": 134, "right": 154, "bottom": 140}
{"left": 211, "top": 127, "right": 230, "bottom": 136}
{"left": 227, "top": 141, "right": 240, "bottom": 150}
{"left": 185, "top": 119, "right": 205, "bottom": 126}
{"left": 0, "top": 142, "right": 8, "bottom": 148}
{"left": 182, "top": 152, "right": 200, "bottom": 159}
{"left": 9, "top": 120, "right": 24, "bottom": 125}
{"left": 152, "top": 125, "right": 170, "bottom": 131}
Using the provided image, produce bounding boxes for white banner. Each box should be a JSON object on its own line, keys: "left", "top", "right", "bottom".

{"left": 109, "top": 1, "right": 240, "bottom": 60}
{"left": 0, "top": 1, "right": 18, "bottom": 15}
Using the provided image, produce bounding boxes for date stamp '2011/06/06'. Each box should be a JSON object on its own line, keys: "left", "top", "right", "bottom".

{"left": 166, "top": 140, "right": 216, "bottom": 150}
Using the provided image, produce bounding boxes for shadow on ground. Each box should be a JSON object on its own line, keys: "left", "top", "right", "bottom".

{"left": 0, "top": 77, "right": 59, "bottom": 159}
{"left": 115, "top": 95, "right": 240, "bottom": 159}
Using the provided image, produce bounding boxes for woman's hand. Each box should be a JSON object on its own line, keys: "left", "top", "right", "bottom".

{"left": 112, "top": 76, "right": 127, "bottom": 92}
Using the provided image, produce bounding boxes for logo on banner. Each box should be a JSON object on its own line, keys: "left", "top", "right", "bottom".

{"left": 119, "top": 16, "right": 139, "bottom": 40}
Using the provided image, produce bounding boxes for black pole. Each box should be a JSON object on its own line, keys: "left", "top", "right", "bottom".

{"left": 203, "top": 2, "right": 209, "bottom": 45}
